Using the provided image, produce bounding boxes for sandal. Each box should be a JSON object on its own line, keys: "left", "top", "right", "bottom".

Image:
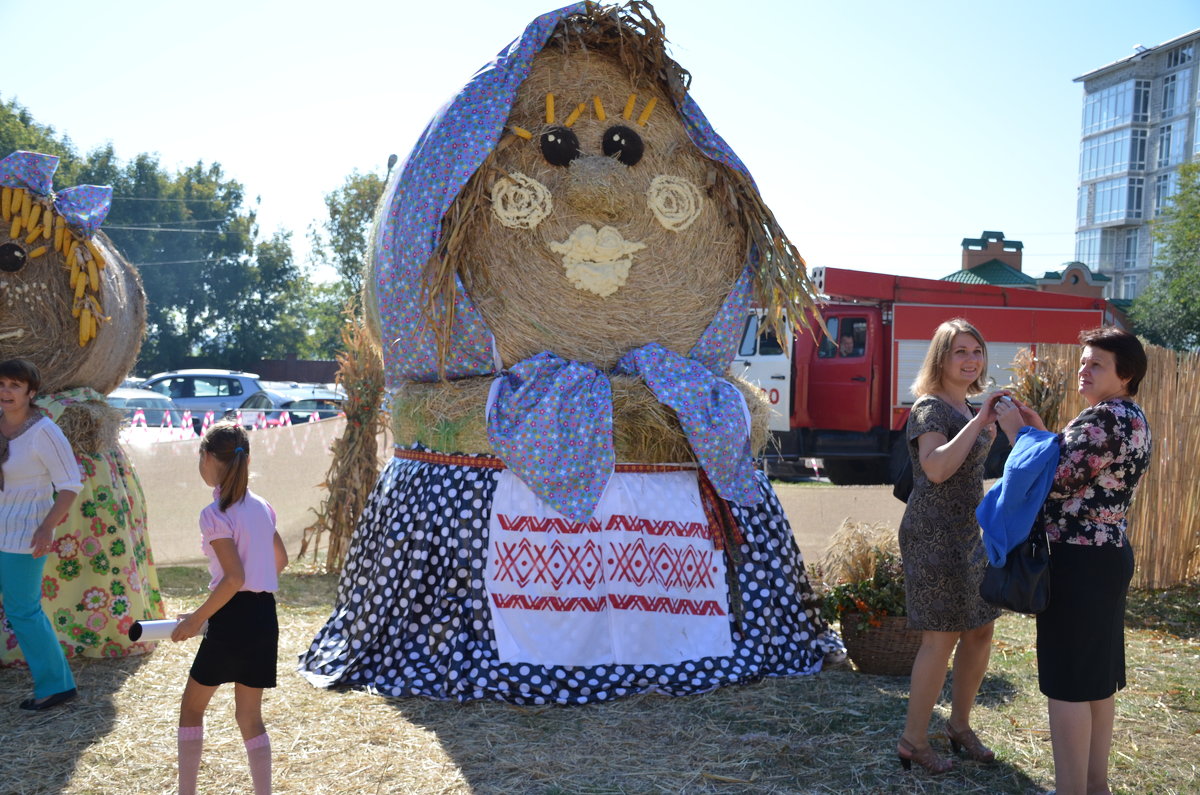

{"left": 897, "top": 737, "right": 953, "bottom": 774}
{"left": 944, "top": 722, "right": 995, "bottom": 763}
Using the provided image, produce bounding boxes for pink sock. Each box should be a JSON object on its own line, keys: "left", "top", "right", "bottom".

{"left": 177, "top": 725, "right": 204, "bottom": 795}
{"left": 244, "top": 732, "right": 272, "bottom": 795}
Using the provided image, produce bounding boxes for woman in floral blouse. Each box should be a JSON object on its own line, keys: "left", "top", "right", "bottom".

{"left": 998, "top": 327, "right": 1151, "bottom": 795}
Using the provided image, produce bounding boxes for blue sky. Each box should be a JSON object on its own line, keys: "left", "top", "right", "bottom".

{"left": 1, "top": 0, "right": 1196, "bottom": 282}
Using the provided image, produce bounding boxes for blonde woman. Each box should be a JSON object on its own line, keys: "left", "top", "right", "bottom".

{"left": 896, "top": 319, "right": 1022, "bottom": 773}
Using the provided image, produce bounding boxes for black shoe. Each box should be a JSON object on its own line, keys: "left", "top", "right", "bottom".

{"left": 19, "top": 688, "right": 77, "bottom": 711}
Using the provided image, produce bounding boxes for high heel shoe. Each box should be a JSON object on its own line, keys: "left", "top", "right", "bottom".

{"left": 944, "top": 722, "right": 995, "bottom": 763}
{"left": 897, "top": 737, "right": 953, "bottom": 774}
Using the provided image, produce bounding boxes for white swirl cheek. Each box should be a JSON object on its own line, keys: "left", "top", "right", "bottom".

{"left": 491, "top": 172, "right": 553, "bottom": 229}
{"left": 646, "top": 174, "right": 703, "bottom": 232}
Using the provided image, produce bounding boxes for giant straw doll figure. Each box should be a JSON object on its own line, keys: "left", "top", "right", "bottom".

{"left": 301, "top": 3, "right": 842, "bottom": 704}
{"left": 0, "top": 151, "right": 164, "bottom": 665}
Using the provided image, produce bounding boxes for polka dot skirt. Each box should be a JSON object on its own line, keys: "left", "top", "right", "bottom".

{"left": 297, "top": 456, "right": 844, "bottom": 705}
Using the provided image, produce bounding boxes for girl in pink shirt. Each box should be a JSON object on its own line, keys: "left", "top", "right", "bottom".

{"left": 171, "top": 421, "right": 287, "bottom": 795}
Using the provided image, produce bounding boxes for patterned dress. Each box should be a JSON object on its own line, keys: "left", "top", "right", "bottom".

{"left": 898, "top": 396, "right": 1001, "bottom": 632}
{"left": 298, "top": 448, "right": 844, "bottom": 705}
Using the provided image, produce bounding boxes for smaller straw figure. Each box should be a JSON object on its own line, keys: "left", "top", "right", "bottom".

{"left": 170, "top": 421, "right": 288, "bottom": 795}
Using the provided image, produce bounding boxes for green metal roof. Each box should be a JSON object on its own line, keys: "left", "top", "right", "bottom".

{"left": 942, "top": 259, "right": 1037, "bottom": 287}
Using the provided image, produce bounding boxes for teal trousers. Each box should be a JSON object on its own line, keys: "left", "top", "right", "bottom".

{"left": 0, "top": 551, "right": 76, "bottom": 698}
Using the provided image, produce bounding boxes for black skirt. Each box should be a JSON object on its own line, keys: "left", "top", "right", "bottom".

{"left": 190, "top": 591, "right": 279, "bottom": 689}
{"left": 1036, "top": 541, "right": 1134, "bottom": 702}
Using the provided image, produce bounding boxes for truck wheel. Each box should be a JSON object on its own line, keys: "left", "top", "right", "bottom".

{"left": 823, "top": 458, "right": 887, "bottom": 485}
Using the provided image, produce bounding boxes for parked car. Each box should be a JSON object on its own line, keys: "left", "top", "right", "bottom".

{"left": 141, "top": 369, "right": 266, "bottom": 417}
{"left": 234, "top": 385, "right": 345, "bottom": 427}
{"left": 107, "top": 387, "right": 186, "bottom": 428}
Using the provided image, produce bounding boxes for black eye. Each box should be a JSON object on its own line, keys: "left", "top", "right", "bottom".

{"left": 540, "top": 126, "right": 581, "bottom": 167}
{"left": 0, "top": 243, "right": 27, "bottom": 273}
{"left": 601, "top": 125, "right": 644, "bottom": 166}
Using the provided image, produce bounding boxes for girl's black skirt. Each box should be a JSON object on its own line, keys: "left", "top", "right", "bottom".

{"left": 190, "top": 591, "right": 278, "bottom": 689}
{"left": 1036, "top": 540, "right": 1134, "bottom": 702}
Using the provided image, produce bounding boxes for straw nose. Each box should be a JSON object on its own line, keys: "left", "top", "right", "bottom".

{"left": 563, "top": 155, "right": 636, "bottom": 222}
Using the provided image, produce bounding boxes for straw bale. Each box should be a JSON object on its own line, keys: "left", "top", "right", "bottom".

{"left": 392, "top": 372, "right": 769, "bottom": 463}
{"left": 392, "top": 2, "right": 816, "bottom": 377}
{"left": 0, "top": 228, "right": 146, "bottom": 394}
{"left": 54, "top": 399, "right": 123, "bottom": 455}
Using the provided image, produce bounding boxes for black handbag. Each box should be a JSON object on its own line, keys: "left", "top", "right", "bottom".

{"left": 980, "top": 526, "right": 1050, "bottom": 614}
{"left": 892, "top": 456, "right": 913, "bottom": 503}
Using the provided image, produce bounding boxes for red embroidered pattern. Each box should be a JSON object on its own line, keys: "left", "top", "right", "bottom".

{"left": 492, "top": 538, "right": 715, "bottom": 591}
{"left": 497, "top": 515, "right": 601, "bottom": 534}
{"left": 492, "top": 593, "right": 724, "bottom": 615}
{"left": 495, "top": 513, "right": 708, "bottom": 540}
{"left": 492, "top": 538, "right": 604, "bottom": 589}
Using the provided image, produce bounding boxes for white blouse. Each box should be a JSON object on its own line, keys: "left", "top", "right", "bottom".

{"left": 0, "top": 416, "right": 84, "bottom": 553}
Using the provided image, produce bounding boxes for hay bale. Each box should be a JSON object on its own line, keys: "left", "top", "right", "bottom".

{"left": 54, "top": 400, "right": 123, "bottom": 455}
{"left": 0, "top": 225, "right": 146, "bottom": 394}
{"left": 453, "top": 49, "right": 744, "bottom": 370}
{"left": 392, "top": 373, "right": 769, "bottom": 463}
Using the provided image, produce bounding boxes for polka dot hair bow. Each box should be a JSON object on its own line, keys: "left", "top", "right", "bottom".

{"left": 0, "top": 151, "right": 113, "bottom": 238}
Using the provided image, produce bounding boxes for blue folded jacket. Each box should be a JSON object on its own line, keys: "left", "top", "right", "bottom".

{"left": 976, "top": 427, "right": 1060, "bottom": 566}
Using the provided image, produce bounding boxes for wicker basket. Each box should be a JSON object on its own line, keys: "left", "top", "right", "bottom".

{"left": 840, "top": 613, "right": 923, "bottom": 676}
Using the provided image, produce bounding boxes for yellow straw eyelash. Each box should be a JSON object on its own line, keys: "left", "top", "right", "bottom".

{"left": 545, "top": 93, "right": 555, "bottom": 125}
{"left": 593, "top": 96, "right": 606, "bottom": 121}
{"left": 510, "top": 126, "right": 533, "bottom": 140}
{"left": 636, "top": 97, "right": 657, "bottom": 126}
{"left": 622, "top": 93, "right": 637, "bottom": 121}
{"left": 563, "top": 102, "right": 586, "bottom": 128}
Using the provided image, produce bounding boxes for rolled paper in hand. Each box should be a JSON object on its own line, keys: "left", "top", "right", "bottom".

{"left": 128, "top": 618, "right": 207, "bottom": 642}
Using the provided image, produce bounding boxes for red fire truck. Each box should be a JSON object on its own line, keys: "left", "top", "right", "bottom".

{"left": 732, "top": 266, "right": 1108, "bottom": 484}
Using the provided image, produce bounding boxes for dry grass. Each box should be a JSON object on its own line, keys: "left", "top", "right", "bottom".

{"left": 812, "top": 520, "right": 900, "bottom": 590}
{"left": 3, "top": 564, "right": 1197, "bottom": 794}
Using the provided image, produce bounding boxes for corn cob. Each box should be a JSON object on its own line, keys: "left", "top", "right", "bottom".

{"left": 1, "top": 187, "right": 11, "bottom": 221}
{"left": 85, "top": 239, "right": 104, "bottom": 267}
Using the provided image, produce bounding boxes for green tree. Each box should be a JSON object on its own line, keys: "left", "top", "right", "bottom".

{"left": 3, "top": 103, "right": 333, "bottom": 372}
{"left": 1131, "top": 160, "right": 1200, "bottom": 350}
{"left": 308, "top": 169, "right": 387, "bottom": 307}
{"left": 0, "top": 97, "right": 79, "bottom": 176}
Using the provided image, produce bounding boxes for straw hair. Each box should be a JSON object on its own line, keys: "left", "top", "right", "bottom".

{"left": 0, "top": 228, "right": 146, "bottom": 394}
{"left": 408, "top": 1, "right": 816, "bottom": 375}
{"left": 911, "top": 317, "right": 989, "bottom": 397}
{"left": 200, "top": 421, "right": 250, "bottom": 511}
{"left": 392, "top": 373, "right": 771, "bottom": 462}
